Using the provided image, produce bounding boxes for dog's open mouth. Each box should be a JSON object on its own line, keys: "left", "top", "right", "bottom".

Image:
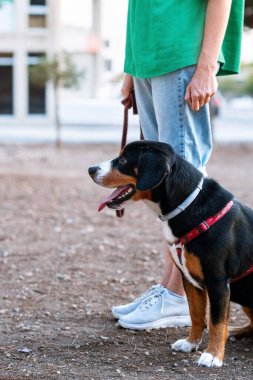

{"left": 98, "top": 185, "right": 136, "bottom": 211}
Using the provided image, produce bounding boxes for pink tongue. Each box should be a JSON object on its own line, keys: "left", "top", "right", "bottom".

{"left": 98, "top": 186, "right": 130, "bottom": 212}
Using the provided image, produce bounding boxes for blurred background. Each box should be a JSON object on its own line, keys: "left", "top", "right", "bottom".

{"left": 1, "top": 3, "right": 253, "bottom": 377}
{"left": 0, "top": 0, "right": 252, "bottom": 144}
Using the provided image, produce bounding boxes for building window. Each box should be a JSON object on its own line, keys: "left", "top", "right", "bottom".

{"left": 28, "top": 0, "right": 47, "bottom": 28}
{"left": 104, "top": 59, "right": 112, "bottom": 72}
{"left": 0, "top": 53, "right": 14, "bottom": 115}
{"left": 103, "top": 40, "right": 110, "bottom": 48}
{"left": 30, "top": 0, "right": 46, "bottom": 5}
{"left": 29, "top": 15, "right": 46, "bottom": 28}
{"left": 28, "top": 53, "right": 46, "bottom": 115}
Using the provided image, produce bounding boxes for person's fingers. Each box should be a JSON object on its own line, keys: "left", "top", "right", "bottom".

{"left": 121, "top": 87, "right": 132, "bottom": 99}
{"left": 204, "top": 95, "right": 211, "bottom": 105}
{"left": 203, "top": 89, "right": 215, "bottom": 105}
{"left": 184, "top": 85, "right": 192, "bottom": 107}
{"left": 199, "top": 96, "right": 206, "bottom": 108}
{"left": 191, "top": 97, "right": 200, "bottom": 111}
{"left": 121, "top": 75, "right": 134, "bottom": 99}
{"left": 190, "top": 89, "right": 205, "bottom": 111}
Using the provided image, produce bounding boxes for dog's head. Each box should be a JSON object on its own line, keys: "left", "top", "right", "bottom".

{"left": 88, "top": 140, "right": 175, "bottom": 211}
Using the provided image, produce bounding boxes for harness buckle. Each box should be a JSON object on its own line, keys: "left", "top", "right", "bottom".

{"left": 198, "top": 221, "right": 210, "bottom": 232}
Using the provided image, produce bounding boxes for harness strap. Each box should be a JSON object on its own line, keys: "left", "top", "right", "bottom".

{"left": 230, "top": 265, "right": 253, "bottom": 283}
{"left": 178, "top": 200, "right": 234, "bottom": 246}
{"left": 172, "top": 199, "right": 253, "bottom": 283}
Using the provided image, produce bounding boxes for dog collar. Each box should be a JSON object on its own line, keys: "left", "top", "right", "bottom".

{"left": 159, "top": 177, "right": 204, "bottom": 221}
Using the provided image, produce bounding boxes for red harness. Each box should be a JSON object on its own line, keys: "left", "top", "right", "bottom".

{"left": 173, "top": 200, "right": 253, "bottom": 283}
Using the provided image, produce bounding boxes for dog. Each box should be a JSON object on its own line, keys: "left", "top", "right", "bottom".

{"left": 88, "top": 140, "right": 253, "bottom": 367}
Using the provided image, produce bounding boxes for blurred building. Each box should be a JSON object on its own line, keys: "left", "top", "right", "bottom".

{"left": 60, "top": 0, "right": 102, "bottom": 98}
{"left": 0, "top": 0, "right": 61, "bottom": 127}
{"left": 0, "top": 0, "right": 102, "bottom": 127}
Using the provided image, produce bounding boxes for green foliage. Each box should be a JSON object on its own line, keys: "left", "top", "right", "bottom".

{"left": 243, "top": 73, "right": 253, "bottom": 95}
{"left": 29, "top": 53, "right": 84, "bottom": 148}
{"left": 29, "top": 53, "right": 84, "bottom": 90}
{"left": 218, "top": 78, "right": 244, "bottom": 98}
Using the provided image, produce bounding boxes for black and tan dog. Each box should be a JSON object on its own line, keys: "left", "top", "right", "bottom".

{"left": 88, "top": 140, "right": 253, "bottom": 367}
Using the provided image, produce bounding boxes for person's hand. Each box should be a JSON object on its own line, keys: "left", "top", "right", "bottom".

{"left": 121, "top": 74, "right": 134, "bottom": 100}
{"left": 185, "top": 65, "right": 218, "bottom": 112}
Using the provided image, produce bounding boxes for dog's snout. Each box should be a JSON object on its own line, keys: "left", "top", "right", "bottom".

{"left": 88, "top": 166, "right": 99, "bottom": 177}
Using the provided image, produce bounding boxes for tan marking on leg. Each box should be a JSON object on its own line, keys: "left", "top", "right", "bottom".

{"left": 183, "top": 279, "right": 207, "bottom": 343}
{"left": 184, "top": 251, "right": 204, "bottom": 281}
{"left": 229, "top": 306, "right": 253, "bottom": 339}
{"left": 207, "top": 321, "right": 228, "bottom": 361}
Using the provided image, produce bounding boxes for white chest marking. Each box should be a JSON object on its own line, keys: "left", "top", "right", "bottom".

{"left": 161, "top": 222, "right": 203, "bottom": 290}
{"left": 169, "top": 244, "right": 203, "bottom": 290}
{"left": 142, "top": 200, "right": 203, "bottom": 290}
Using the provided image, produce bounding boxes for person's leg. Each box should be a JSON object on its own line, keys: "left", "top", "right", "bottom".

{"left": 134, "top": 68, "right": 211, "bottom": 296}
{"left": 160, "top": 243, "right": 185, "bottom": 296}
{"left": 133, "top": 77, "right": 159, "bottom": 140}
{"left": 115, "top": 74, "right": 191, "bottom": 329}
{"left": 133, "top": 77, "right": 185, "bottom": 297}
{"left": 151, "top": 65, "right": 212, "bottom": 296}
{"left": 112, "top": 77, "right": 169, "bottom": 320}
{"left": 151, "top": 65, "right": 212, "bottom": 171}
{"left": 114, "top": 67, "right": 212, "bottom": 329}
{"left": 112, "top": 77, "right": 185, "bottom": 323}
{"left": 164, "top": 249, "right": 185, "bottom": 296}
{"left": 117, "top": 67, "right": 212, "bottom": 329}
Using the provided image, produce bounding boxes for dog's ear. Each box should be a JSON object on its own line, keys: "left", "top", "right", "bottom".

{"left": 136, "top": 149, "right": 172, "bottom": 191}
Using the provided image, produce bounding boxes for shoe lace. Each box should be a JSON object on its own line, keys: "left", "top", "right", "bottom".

{"left": 135, "top": 284, "right": 163, "bottom": 303}
{"left": 139, "top": 290, "right": 166, "bottom": 312}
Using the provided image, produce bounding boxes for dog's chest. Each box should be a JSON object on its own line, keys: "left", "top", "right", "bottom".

{"left": 162, "top": 223, "right": 203, "bottom": 290}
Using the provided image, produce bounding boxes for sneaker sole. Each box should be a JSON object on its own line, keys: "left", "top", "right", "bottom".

{"left": 118, "top": 316, "right": 191, "bottom": 330}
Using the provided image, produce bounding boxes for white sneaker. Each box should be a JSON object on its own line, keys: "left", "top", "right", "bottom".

{"left": 118, "top": 288, "right": 191, "bottom": 330}
{"left": 111, "top": 284, "right": 164, "bottom": 319}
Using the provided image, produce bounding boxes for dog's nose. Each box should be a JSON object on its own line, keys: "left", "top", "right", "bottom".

{"left": 88, "top": 166, "right": 99, "bottom": 177}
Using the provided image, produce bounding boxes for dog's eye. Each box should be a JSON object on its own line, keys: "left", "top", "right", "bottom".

{"left": 119, "top": 156, "right": 127, "bottom": 165}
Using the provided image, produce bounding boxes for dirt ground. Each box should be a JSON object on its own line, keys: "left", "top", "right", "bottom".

{"left": 0, "top": 142, "right": 253, "bottom": 380}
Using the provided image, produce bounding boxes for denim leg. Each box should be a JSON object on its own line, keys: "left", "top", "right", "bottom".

{"left": 133, "top": 77, "right": 159, "bottom": 141}
{"left": 151, "top": 66, "right": 212, "bottom": 171}
{"left": 181, "top": 66, "right": 212, "bottom": 170}
{"left": 151, "top": 66, "right": 212, "bottom": 170}
{"left": 151, "top": 70, "right": 186, "bottom": 159}
{"left": 133, "top": 66, "right": 212, "bottom": 171}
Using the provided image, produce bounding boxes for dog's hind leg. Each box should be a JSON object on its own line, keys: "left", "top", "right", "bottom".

{"left": 229, "top": 306, "right": 253, "bottom": 339}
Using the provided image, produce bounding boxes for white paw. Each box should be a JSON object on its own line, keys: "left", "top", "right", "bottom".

{"left": 198, "top": 352, "right": 223, "bottom": 367}
{"left": 171, "top": 338, "right": 199, "bottom": 353}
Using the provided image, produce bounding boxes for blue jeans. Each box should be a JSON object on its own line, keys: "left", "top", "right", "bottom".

{"left": 133, "top": 65, "right": 212, "bottom": 173}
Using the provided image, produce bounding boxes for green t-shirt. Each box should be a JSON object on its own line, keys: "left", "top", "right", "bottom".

{"left": 124, "top": 0, "right": 244, "bottom": 78}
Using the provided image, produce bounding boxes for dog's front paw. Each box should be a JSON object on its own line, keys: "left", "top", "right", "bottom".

{"left": 171, "top": 338, "right": 200, "bottom": 353}
{"left": 198, "top": 352, "right": 223, "bottom": 367}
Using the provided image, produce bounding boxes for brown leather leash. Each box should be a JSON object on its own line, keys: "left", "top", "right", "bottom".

{"left": 116, "top": 90, "right": 143, "bottom": 218}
